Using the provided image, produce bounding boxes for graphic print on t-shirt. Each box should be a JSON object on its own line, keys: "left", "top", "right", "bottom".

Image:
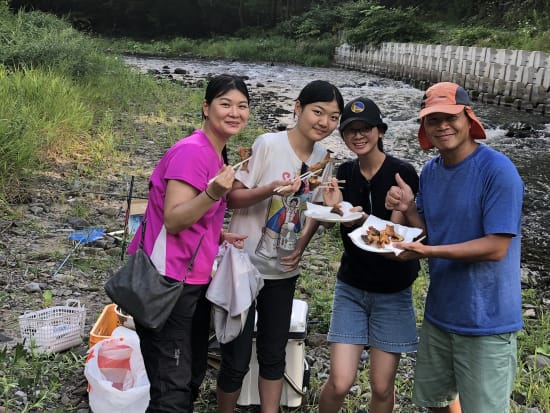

{"left": 255, "top": 194, "right": 307, "bottom": 259}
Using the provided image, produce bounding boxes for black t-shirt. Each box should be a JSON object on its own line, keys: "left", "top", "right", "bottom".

{"left": 336, "top": 155, "right": 420, "bottom": 293}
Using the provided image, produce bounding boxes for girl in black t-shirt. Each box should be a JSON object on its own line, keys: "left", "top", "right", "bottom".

{"left": 318, "top": 97, "right": 420, "bottom": 413}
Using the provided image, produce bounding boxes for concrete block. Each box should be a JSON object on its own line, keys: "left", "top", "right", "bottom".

{"left": 542, "top": 68, "right": 550, "bottom": 89}
{"left": 443, "top": 45, "right": 455, "bottom": 59}
{"left": 474, "top": 61, "right": 491, "bottom": 77}
{"left": 410, "top": 55, "right": 422, "bottom": 69}
{"left": 496, "top": 49, "right": 515, "bottom": 65}
{"left": 427, "top": 57, "right": 438, "bottom": 70}
{"left": 449, "top": 59, "right": 460, "bottom": 73}
{"left": 479, "top": 77, "right": 495, "bottom": 93}
{"left": 416, "top": 56, "right": 429, "bottom": 70}
{"left": 417, "top": 44, "right": 428, "bottom": 57}
{"left": 493, "top": 79, "right": 508, "bottom": 95}
{"left": 505, "top": 65, "right": 524, "bottom": 82}
{"left": 452, "top": 73, "right": 465, "bottom": 85}
{"left": 459, "top": 60, "right": 474, "bottom": 75}
{"left": 520, "top": 83, "right": 533, "bottom": 103}
{"left": 437, "top": 57, "right": 450, "bottom": 72}
{"left": 504, "top": 80, "right": 515, "bottom": 97}
{"left": 527, "top": 51, "right": 548, "bottom": 68}
{"left": 399, "top": 53, "right": 412, "bottom": 66}
{"left": 489, "top": 63, "right": 506, "bottom": 80}
{"left": 514, "top": 50, "right": 531, "bottom": 66}
{"left": 425, "top": 45, "right": 435, "bottom": 58}
{"left": 455, "top": 46, "right": 466, "bottom": 60}
{"left": 485, "top": 48, "right": 498, "bottom": 63}
{"left": 465, "top": 74, "right": 479, "bottom": 90}
{"left": 429, "top": 70, "right": 442, "bottom": 83}
{"left": 440, "top": 71, "right": 453, "bottom": 82}
{"left": 521, "top": 66, "right": 535, "bottom": 85}
{"left": 468, "top": 47, "right": 487, "bottom": 62}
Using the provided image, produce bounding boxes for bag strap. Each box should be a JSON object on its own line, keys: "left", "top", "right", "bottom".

{"left": 140, "top": 215, "right": 204, "bottom": 283}
{"left": 139, "top": 218, "right": 147, "bottom": 250}
{"left": 184, "top": 234, "right": 204, "bottom": 282}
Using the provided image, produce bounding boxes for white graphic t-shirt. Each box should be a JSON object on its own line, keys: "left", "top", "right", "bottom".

{"left": 228, "top": 131, "right": 331, "bottom": 279}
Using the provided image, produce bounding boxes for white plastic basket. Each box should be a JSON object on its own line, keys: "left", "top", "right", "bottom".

{"left": 19, "top": 299, "right": 86, "bottom": 353}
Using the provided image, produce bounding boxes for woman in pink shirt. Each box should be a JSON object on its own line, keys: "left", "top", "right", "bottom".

{"left": 127, "top": 74, "right": 249, "bottom": 413}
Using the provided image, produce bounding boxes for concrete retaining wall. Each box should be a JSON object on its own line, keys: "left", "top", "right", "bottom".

{"left": 334, "top": 42, "right": 550, "bottom": 114}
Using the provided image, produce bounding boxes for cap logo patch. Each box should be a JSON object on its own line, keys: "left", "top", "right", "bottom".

{"left": 351, "top": 101, "right": 365, "bottom": 113}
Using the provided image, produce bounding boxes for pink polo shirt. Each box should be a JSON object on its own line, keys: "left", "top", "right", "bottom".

{"left": 127, "top": 130, "right": 226, "bottom": 284}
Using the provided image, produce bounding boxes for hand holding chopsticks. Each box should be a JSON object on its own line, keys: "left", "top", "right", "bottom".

{"left": 205, "top": 164, "right": 237, "bottom": 200}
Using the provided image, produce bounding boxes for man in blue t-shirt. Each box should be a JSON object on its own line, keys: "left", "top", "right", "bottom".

{"left": 385, "top": 82, "right": 524, "bottom": 413}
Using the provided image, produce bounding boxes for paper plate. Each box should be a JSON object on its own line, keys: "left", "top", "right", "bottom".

{"left": 348, "top": 215, "right": 423, "bottom": 254}
{"left": 305, "top": 201, "right": 363, "bottom": 223}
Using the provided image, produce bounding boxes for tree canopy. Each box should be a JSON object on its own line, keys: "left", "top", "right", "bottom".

{"left": 7, "top": 0, "right": 550, "bottom": 47}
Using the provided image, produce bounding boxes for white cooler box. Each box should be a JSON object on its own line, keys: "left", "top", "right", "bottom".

{"left": 237, "top": 299, "right": 309, "bottom": 408}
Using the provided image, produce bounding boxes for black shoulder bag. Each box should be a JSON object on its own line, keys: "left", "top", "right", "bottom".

{"left": 104, "top": 221, "right": 201, "bottom": 333}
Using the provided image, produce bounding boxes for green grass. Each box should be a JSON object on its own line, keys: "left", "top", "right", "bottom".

{"left": 0, "top": 66, "right": 92, "bottom": 196}
{"left": 0, "top": 343, "right": 85, "bottom": 412}
{"left": 101, "top": 35, "right": 338, "bottom": 67}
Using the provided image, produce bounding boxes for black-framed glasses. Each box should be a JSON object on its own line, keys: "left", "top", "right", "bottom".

{"left": 343, "top": 126, "right": 374, "bottom": 139}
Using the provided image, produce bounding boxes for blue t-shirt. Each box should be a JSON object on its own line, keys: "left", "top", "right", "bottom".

{"left": 417, "top": 144, "right": 524, "bottom": 335}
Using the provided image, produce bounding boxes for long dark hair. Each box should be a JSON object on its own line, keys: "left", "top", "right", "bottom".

{"left": 203, "top": 74, "right": 250, "bottom": 164}
{"left": 296, "top": 80, "right": 344, "bottom": 114}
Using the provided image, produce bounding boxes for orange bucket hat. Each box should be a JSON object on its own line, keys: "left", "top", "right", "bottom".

{"left": 417, "top": 82, "right": 486, "bottom": 150}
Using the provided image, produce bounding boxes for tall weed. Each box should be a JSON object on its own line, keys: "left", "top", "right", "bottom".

{"left": 0, "top": 66, "right": 92, "bottom": 197}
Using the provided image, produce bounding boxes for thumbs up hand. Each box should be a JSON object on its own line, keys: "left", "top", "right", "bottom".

{"left": 385, "top": 173, "right": 415, "bottom": 213}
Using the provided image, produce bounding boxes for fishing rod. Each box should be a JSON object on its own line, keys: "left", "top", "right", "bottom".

{"left": 120, "top": 176, "right": 135, "bottom": 261}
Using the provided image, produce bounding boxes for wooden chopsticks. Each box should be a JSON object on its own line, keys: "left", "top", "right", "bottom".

{"left": 231, "top": 156, "right": 252, "bottom": 171}
{"left": 273, "top": 168, "right": 324, "bottom": 193}
{"left": 207, "top": 156, "right": 252, "bottom": 185}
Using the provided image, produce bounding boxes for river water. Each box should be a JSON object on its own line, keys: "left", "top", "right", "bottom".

{"left": 124, "top": 56, "right": 549, "bottom": 283}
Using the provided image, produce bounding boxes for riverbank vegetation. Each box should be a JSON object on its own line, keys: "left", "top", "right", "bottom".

{"left": 1, "top": 1, "right": 549, "bottom": 411}
{"left": 98, "top": 2, "right": 550, "bottom": 67}
{"left": 11, "top": 0, "right": 550, "bottom": 66}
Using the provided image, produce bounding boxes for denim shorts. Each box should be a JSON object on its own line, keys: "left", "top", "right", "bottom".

{"left": 413, "top": 319, "right": 518, "bottom": 412}
{"left": 327, "top": 279, "right": 418, "bottom": 353}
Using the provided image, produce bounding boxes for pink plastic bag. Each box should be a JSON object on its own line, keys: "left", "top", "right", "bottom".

{"left": 85, "top": 336, "right": 149, "bottom": 413}
{"left": 97, "top": 339, "right": 133, "bottom": 390}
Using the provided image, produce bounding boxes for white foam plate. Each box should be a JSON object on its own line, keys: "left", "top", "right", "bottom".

{"left": 348, "top": 215, "right": 423, "bottom": 254}
{"left": 304, "top": 201, "right": 363, "bottom": 223}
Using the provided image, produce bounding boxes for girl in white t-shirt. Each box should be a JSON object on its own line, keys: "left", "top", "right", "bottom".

{"left": 216, "top": 80, "right": 344, "bottom": 413}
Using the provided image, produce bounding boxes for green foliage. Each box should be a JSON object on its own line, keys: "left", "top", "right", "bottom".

{"left": 0, "top": 7, "right": 106, "bottom": 81}
{"left": 336, "top": 0, "right": 379, "bottom": 28}
{"left": 344, "top": 5, "right": 435, "bottom": 47}
{"left": 0, "top": 66, "right": 92, "bottom": 197}
{"left": 513, "top": 303, "right": 550, "bottom": 412}
{"left": 275, "top": 4, "right": 342, "bottom": 39}
{"left": 0, "top": 3, "right": 210, "bottom": 203}
{"left": 0, "top": 343, "right": 85, "bottom": 412}
{"left": 42, "top": 290, "right": 53, "bottom": 307}
{"left": 105, "top": 35, "right": 337, "bottom": 67}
